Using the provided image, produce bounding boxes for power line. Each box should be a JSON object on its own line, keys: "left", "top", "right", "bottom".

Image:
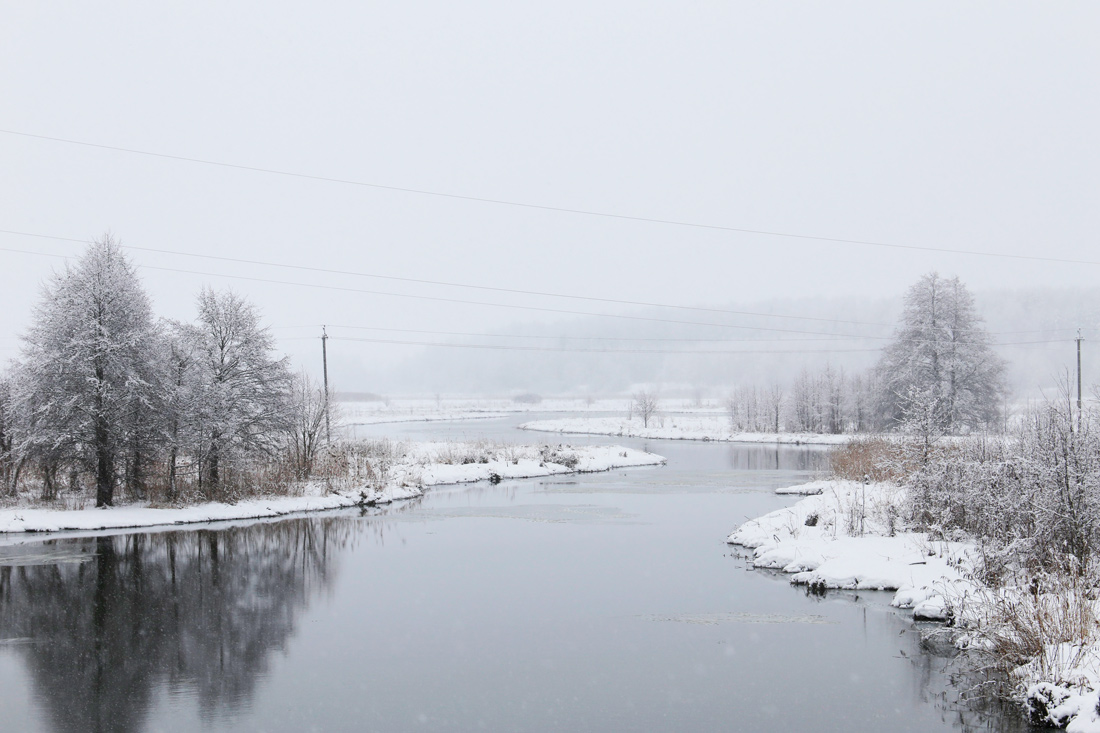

{"left": 1, "top": 127, "right": 1096, "bottom": 267}
{"left": 317, "top": 324, "right": 867, "bottom": 343}
{"left": 286, "top": 322, "right": 1094, "bottom": 339}
{"left": 327, "top": 335, "right": 883, "bottom": 355}
{"left": 326, "top": 335, "right": 1075, "bottom": 355}
{"left": 0, "top": 229, "right": 1080, "bottom": 339}
{"left": 0, "top": 228, "right": 893, "bottom": 330}
{"left": 0, "top": 245, "right": 884, "bottom": 339}
{"left": 0, "top": 244, "right": 1080, "bottom": 354}
{"left": 287, "top": 323, "right": 1078, "bottom": 348}
{"left": 1, "top": 244, "right": 1089, "bottom": 345}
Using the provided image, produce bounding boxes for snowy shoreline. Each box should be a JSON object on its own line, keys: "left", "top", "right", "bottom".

{"left": 727, "top": 479, "right": 1100, "bottom": 731}
{"left": 726, "top": 479, "right": 968, "bottom": 620}
{"left": 0, "top": 443, "right": 664, "bottom": 534}
{"left": 519, "top": 416, "right": 852, "bottom": 445}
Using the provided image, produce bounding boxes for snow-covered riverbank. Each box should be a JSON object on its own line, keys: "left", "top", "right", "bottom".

{"left": 520, "top": 416, "right": 853, "bottom": 444}
{"left": 728, "top": 479, "right": 1100, "bottom": 732}
{"left": 0, "top": 443, "right": 664, "bottom": 534}
{"left": 726, "top": 479, "right": 969, "bottom": 618}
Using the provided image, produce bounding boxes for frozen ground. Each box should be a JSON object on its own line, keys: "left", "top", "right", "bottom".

{"left": 519, "top": 415, "right": 853, "bottom": 444}
{"left": 0, "top": 442, "right": 663, "bottom": 534}
{"left": 729, "top": 479, "right": 1100, "bottom": 732}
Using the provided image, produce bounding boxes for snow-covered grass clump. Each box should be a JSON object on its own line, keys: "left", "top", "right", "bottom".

{"left": 950, "top": 579, "right": 1100, "bottom": 731}
{"left": 0, "top": 440, "right": 664, "bottom": 534}
{"left": 520, "top": 416, "right": 853, "bottom": 444}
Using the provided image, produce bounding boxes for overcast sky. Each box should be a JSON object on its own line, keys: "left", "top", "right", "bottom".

{"left": 2, "top": 2, "right": 1098, "bottom": 387}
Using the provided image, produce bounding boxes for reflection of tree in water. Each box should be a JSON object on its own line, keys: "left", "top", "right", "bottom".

{"left": 0, "top": 517, "right": 351, "bottom": 733}
{"left": 725, "top": 444, "right": 830, "bottom": 472}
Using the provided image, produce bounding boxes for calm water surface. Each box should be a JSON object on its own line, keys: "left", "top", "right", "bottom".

{"left": 0, "top": 416, "right": 1027, "bottom": 732}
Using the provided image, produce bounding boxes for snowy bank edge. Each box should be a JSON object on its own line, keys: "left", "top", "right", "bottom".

{"left": 726, "top": 479, "right": 969, "bottom": 618}
{"left": 519, "top": 418, "right": 851, "bottom": 445}
{"left": 0, "top": 445, "right": 665, "bottom": 534}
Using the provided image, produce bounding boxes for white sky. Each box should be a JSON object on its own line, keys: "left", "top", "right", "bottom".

{"left": 1, "top": 2, "right": 1098, "bottom": 386}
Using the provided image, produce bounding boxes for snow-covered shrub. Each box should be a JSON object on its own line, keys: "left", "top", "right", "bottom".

{"left": 903, "top": 402, "right": 1100, "bottom": 578}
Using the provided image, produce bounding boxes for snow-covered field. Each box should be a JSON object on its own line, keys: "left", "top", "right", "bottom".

{"left": 520, "top": 415, "right": 853, "bottom": 445}
{"left": 728, "top": 479, "right": 1100, "bottom": 732}
{"left": 0, "top": 442, "right": 664, "bottom": 534}
{"left": 337, "top": 396, "right": 729, "bottom": 426}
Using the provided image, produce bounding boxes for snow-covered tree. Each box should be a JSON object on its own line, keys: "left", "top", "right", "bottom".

{"left": 875, "top": 273, "right": 1006, "bottom": 433}
{"left": 14, "top": 237, "right": 159, "bottom": 506}
{"left": 161, "top": 320, "right": 203, "bottom": 501}
{"left": 190, "top": 289, "right": 291, "bottom": 497}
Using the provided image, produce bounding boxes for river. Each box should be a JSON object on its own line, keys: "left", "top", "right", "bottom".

{"left": 0, "top": 416, "right": 1026, "bottom": 732}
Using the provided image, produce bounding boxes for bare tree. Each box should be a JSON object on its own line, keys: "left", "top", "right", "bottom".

{"left": 726, "top": 392, "right": 742, "bottom": 432}
{"left": 287, "top": 371, "right": 330, "bottom": 479}
{"left": 631, "top": 390, "right": 659, "bottom": 428}
{"left": 791, "top": 369, "right": 818, "bottom": 433}
{"left": 822, "top": 364, "right": 845, "bottom": 434}
{"left": 765, "top": 383, "right": 784, "bottom": 433}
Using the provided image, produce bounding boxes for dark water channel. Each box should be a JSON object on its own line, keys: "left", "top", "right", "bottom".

{"left": 0, "top": 416, "right": 1028, "bottom": 732}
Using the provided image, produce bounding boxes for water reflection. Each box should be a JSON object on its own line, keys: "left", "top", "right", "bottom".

{"left": 0, "top": 429, "right": 1028, "bottom": 733}
{"left": 0, "top": 519, "right": 347, "bottom": 733}
{"left": 723, "top": 443, "right": 830, "bottom": 472}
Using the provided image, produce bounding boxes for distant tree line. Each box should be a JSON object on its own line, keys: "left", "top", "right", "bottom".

{"left": 725, "top": 272, "right": 1008, "bottom": 436}
{"left": 0, "top": 238, "right": 329, "bottom": 506}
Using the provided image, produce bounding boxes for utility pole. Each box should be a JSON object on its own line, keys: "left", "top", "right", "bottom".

{"left": 1077, "top": 328, "right": 1084, "bottom": 432}
{"left": 321, "top": 325, "right": 330, "bottom": 440}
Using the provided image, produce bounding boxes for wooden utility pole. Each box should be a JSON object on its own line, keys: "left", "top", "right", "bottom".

{"left": 1077, "top": 329, "right": 1084, "bottom": 431}
{"left": 322, "top": 326, "right": 331, "bottom": 442}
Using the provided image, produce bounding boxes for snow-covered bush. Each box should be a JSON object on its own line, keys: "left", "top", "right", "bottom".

{"left": 902, "top": 401, "right": 1100, "bottom": 579}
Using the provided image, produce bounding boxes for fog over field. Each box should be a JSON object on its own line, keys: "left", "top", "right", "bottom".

{"left": 350, "top": 287, "right": 1100, "bottom": 398}
{"left": 2, "top": 2, "right": 1098, "bottom": 405}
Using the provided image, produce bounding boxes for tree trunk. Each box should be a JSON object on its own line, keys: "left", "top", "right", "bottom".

{"left": 95, "top": 415, "right": 113, "bottom": 507}
{"left": 167, "top": 446, "right": 178, "bottom": 502}
{"left": 207, "top": 447, "right": 219, "bottom": 499}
